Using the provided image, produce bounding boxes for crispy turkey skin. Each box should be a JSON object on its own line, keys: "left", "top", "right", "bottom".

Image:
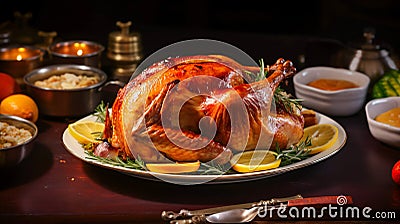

{"left": 109, "top": 55, "right": 303, "bottom": 164}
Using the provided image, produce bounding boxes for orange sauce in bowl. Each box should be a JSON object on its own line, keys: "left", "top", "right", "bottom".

{"left": 307, "top": 79, "right": 358, "bottom": 91}
{"left": 375, "top": 107, "right": 400, "bottom": 128}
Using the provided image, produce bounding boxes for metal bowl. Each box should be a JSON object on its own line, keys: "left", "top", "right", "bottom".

{"left": 0, "top": 114, "right": 38, "bottom": 168}
{"left": 23, "top": 64, "right": 124, "bottom": 117}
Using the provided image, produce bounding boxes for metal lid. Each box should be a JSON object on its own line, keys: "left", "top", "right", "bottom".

{"left": 348, "top": 28, "right": 392, "bottom": 59}
{"left": 349, "top": 28, "right": 387, "bottom": 51}
{"left": 360, "top": 28, "right": 380, "bottom": 51}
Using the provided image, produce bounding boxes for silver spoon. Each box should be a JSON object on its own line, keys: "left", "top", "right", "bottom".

{"left": 205, "top": 206, "right": 260, "bottom": 223}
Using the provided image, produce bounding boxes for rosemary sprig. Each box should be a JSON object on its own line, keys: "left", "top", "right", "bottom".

{"left": 84, "top": 148, "right": 236, "bottom": 175}
{"left": 245, "top": 59, "right": 303, "bottom": 113}
{"left": 93, "top": 100, "right": 107, "bottom": 123}
{"left": 243, "top": 58, "right": 268, "bottom": 82}
{"left": 275, "top": 137, "right": 312, "bottom": 166}
{"left": 90, "top": 131, "right": 103, "bottom": 141}
{"left": 197, "top": 162, "right": 234, "bottom": 175}
{"left": 83, "top": 141, "right": 313, "bottom": 174}
{"left": 85, "top": 150, "right": 146, "bottom": 170}
{"left": 255, "top": 58, "right": 268, "bottom": 81}
{"left": 274, "top": 86, "right": 303, "bottom": 113}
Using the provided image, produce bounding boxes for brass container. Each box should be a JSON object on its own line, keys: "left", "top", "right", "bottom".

{"left": 107, "top": 21, "right": 143, "bottom": 82}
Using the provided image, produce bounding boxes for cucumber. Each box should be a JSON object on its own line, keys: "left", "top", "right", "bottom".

{"left": 372, "top": 69, "right": 400, "bottom": 98}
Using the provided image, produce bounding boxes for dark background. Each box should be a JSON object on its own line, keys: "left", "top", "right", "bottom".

{"left": 1, "top": 0, "right": 400, "bottom": 67}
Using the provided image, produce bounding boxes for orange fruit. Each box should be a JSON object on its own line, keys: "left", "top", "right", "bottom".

{"left": 0, "top": 94, "right": 39, "bottom": 122}
{"left": 0, "top": 73, "right": 20, "bottom": 101}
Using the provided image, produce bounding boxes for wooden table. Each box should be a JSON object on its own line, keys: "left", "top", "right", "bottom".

{"left": 1, "top": 32, "right": 399, "bottom": 223}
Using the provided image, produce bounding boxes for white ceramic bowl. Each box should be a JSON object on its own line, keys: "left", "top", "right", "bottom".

{"left": 293, "top": 66, "right": 370, "bottom": 116}
{"left": 365, "top": 97, "right": 400, "bottom": 148}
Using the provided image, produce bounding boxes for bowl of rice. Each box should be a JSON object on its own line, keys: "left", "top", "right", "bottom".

{"left": 0, "top": 114, "right": 38, "bottom": 168}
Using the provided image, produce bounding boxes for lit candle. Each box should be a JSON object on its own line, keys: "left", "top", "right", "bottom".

{"left": 77, "top": 49, "right": 83, "bottom": 56}
{"left": 73, "top": 42, "right": 87, "bottom": 56}
{"left": 51, "top": 41, "right": 102, "bottom": 57}
{"left": 49, "top": 40, "right": 104, "bottom": 68}
{"left": 0, "top": 46, "right": 44, "bottom": 85}
{"left": 17, "top": 47, "right": 26, "bottom": 60}
{"left": 0, "top": 47, "right": 41, "bottom": 61}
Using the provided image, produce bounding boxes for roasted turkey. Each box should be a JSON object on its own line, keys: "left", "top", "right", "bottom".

{"left": 106, "top": 55, "right": 304, "bottom": 164}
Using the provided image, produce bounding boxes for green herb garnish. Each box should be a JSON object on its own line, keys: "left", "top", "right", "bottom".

{"left": 255, "top": 58, "right": 268, "bottom": 81}
{"left": 85, "top": 150, "right": 146, "bottom": 170}
{"left": 93, "top": 100, "right": 107, "bottom": 123}
{"left": 91, "top": 131, "right": 103, "bottom": 141}
{"left": 247, "top": 59, "right": 303, "bottom": 113}
{"left": 197, "top": 161, "right": 234, "bottom": 175}
{"left": 275, "top": 137, "right": 312, "bottom": 166}
{"left": 274, "top": 86, "right": 303, "bottom": 113}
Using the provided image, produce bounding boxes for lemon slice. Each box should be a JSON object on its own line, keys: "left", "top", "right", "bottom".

{"left": 299, "top": 123, "right": 339, "bottom": 154}
{"left": 68, "top": 121, "right": 105, "bottom": 144}
{"left": 230, "top": 150, "right": 281, "bottom": 173}
{"left": 146, "top": 161, "right": 201, "bottom": 174}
